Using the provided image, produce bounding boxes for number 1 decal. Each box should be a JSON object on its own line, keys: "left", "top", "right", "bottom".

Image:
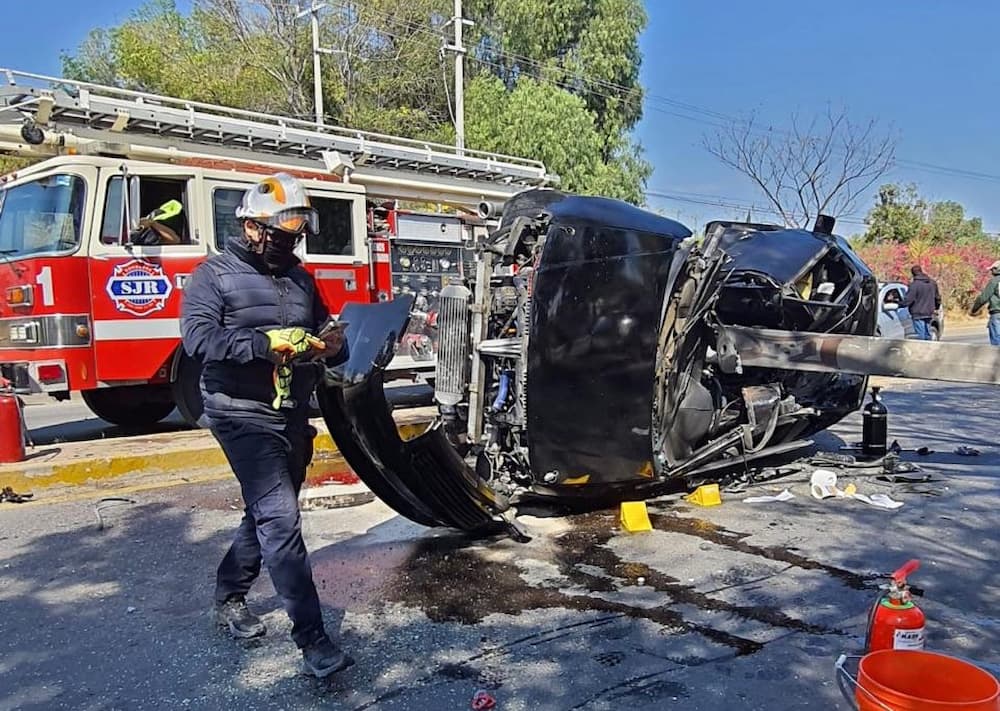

{"left": 35, "top": 266, "right": 54, "bottom": 306}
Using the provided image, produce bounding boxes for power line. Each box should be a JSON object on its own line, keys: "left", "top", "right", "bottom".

{"left": 270, "top": 2, "right": 1000, "bottom": 186}
{"left": 644, "top": 188, "right": 869, "bottom": 227}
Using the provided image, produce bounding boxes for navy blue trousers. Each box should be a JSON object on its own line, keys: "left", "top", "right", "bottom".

{"left": 212, "top": 419, "right": 324, "bottom": 648}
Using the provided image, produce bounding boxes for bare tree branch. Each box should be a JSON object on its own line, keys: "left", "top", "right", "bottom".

{"left": 703, "top": 107, "right": 896, "bottom": 228}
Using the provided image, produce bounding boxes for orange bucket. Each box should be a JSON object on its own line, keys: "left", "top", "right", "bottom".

{"left": 856, "top": 650, "right": 1000, "bottom": 710}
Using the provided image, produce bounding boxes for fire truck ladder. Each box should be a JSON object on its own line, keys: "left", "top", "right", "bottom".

{"left": 0, "top": 68, "right": 556, "bottom": 204}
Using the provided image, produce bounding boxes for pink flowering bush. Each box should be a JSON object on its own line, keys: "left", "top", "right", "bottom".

{"left": 852, "top": 241, "right": 1000, "bottom": 310}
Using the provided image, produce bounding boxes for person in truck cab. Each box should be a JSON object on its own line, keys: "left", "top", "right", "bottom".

{"left": 179, "top": 173, "right": 352, "bottom": 678}
{"left": 130, "top": 199, "right": 186, "bottom": 245}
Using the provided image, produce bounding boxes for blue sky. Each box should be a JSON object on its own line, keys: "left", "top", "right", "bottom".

{"left": 2, "top": 0, "right": 998, "bottom": 233}
{"left": 637, "top": 1, "right": 1000, "bottom": 233}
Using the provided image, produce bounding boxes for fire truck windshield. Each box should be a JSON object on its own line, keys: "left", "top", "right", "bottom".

{"left": 0, "top": 173, "right": 86, "bottom": 258}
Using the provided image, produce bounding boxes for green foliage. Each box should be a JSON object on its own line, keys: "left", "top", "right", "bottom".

{"left": 861, "top": 183, "right": 986, "bottom": 245}
{"left": 0, "top": 156, "right": 36, "bottom": 176}
{"left": 60, "top": 0, "right": 651, "bottom": 203}
{"left": 466, "top": 0, "right": 650, "bottom": 197}
{"left": 862, "top": 183, "right": 925, "bottom": 243}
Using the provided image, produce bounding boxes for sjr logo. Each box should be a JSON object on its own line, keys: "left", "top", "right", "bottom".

{"left": 106, "top": 259, "right": 173, "bottom": 316}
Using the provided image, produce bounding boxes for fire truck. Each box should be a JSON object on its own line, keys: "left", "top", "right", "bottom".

{"left": 0, "top": 69, "right": 553, "bottom": 427}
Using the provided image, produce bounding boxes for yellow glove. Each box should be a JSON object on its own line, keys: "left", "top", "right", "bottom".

{"left": 265, "top": 327, "right": 324, "bottom": 363}
{"left": 272, "top": 363, "right": 293, "bottom": 409}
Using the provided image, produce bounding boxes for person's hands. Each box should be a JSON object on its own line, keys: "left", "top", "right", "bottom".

{"left": 319, "top": 326, "right": 346, "bottom": 356}
{"left": 265, "top": 327, "right": 324, "bottom": 363}
{"left": 304, "top": 321, "right": 347, "bottom": 360}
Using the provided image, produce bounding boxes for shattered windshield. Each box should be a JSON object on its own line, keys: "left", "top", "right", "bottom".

{"left": 0, "top": 174, "right": 86, "bottom": 258}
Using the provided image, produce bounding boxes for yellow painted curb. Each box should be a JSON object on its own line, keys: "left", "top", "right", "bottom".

{"left": 1, "top": 419, "right": 432, "bottom": 494}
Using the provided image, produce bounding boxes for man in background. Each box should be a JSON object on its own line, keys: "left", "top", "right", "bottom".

{"left": 970, "top": 260, "right": 1000, "bottom": 345}
{"left": 902, "top": 265, "right": 941, "bottom": 340}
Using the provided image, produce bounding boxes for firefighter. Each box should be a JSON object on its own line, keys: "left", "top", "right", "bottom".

{"left": 131, "top": 199, "right": 185, "bottom": 245}
{"left": 179, "top": 173, "right": 352, "bottom": 678}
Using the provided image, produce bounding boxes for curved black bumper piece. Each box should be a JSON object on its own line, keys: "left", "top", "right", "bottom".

{"left": 317, "top": 298, "right": 510, "bottom": 536}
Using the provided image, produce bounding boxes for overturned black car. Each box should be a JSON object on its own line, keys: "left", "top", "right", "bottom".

{"left": 317, "top": 189, "right": 878, "bottom": 537}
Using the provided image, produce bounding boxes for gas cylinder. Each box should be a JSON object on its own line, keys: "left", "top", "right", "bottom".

{"left": 0, "top": 392, "right": 26, "bottom": 463}
{"left": 866, "top": 559, "right": 926, "bottom": 653}
{"left": 861, "top": 385, "right": 888, "bottom": 458}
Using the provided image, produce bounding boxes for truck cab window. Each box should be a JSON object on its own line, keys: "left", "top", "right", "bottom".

{"left": 212, "top": 188, "right": 246, "bottom": 250}
{"left": 100, "top": 176, "right": 194, "bottom": 246}
{"left": 307, "top": 196, "right": 354, "bottom": 256}
{"left": 0, "top": 174, "right": 86, "bottom": 257}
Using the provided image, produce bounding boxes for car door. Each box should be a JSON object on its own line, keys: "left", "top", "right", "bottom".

{"left": 896, "top": 284, "right": 916, "bottom": 337}
{"left": 88, "top": 166, "right": 208, "bottom": 383}
{"left": 877, "top": 284, "right": 906, "bottom": 339}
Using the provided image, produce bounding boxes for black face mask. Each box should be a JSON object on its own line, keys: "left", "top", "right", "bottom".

{"left": 260, "top": 230, "right": 301, "bottom": 272}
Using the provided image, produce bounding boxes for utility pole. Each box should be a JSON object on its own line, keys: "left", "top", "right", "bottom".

{"left": 444, "top": 1, "right": 473, "bottom": 152}
{"left": 296, "top": 2, "right": 333, "bottom": 126}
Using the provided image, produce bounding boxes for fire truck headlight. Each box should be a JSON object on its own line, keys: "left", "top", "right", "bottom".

{"left": 439, "top": 259, "right": 451, "bottom": 270}
{"left": 76, "top": 324, "right": 90, "bottom": 339}
{"left": 400, "top": 257, "right": 411, "bottom": 268}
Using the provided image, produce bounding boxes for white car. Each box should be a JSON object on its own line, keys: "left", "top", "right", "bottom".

{"left": 877, "top": 281, "right": 944, "bottom": 340}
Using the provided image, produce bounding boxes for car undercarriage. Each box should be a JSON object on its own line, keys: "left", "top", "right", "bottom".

{"left": 318, "top": 189, "right": 879, "bottom": 538}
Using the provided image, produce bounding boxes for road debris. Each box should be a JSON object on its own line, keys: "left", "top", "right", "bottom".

{"left": 954, "top": 446, "right": 981, "bottom": 456}
{"left": 471, "top": 690, "right": 496, "bottom": 710}
{"left": 94, "top": 497, "right": 136, "bottom": 530}
{"left": 809, "top": 470, "right": 903, "bottom": 509}
{"left": 742, "top": 489, "right": 795, "bottom": 504}
{"left": 0, "top": 486, "right": 33, "bottom": 503}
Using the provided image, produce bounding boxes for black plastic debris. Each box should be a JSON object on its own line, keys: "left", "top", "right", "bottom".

{"left": 0, "top": 486, "right": 33, "bottom": 503}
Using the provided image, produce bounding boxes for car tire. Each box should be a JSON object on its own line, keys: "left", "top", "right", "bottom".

{"left": 82, "top": 385, "right": 176, "bottom": 427}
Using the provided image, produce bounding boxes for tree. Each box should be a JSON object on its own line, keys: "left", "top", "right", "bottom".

{"left": 704, "top": 107, "right": 896, "bottom": 228}
{"left": 925, "top": 201, "right": 984, "bottom": 244}
{"left": 466, "top": 0, "right": 650, "bottom": 193}
{"left": 862, "top": 183, "right": 924, "bottom": 243}
{"left": 0, "top": 156, "right": 35, "bottom": 176}
{"left": 61, "top": 0, "right": 652, "bottom": 203}
{"left": 860, "top": 183, "right": 986, "bottom": 245}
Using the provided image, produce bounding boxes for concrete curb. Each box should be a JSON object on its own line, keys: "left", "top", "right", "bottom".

{"left": 0, "top": 416, "right": 433, "bottom": 495}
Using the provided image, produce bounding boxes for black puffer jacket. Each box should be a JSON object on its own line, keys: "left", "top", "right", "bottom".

{"left": 180, "top": 237, "right": 345, "bottom": 426}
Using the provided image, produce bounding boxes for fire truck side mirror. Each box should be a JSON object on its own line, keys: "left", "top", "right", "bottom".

{"left": 127, "top": 176, "right": 142, "bottom": 234}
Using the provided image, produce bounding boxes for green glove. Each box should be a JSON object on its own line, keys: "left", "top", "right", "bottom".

{"left": 272, "top": 363, "right": 293, "bottom": 409}
{"left": 265, "top": 327, "right": 324, "bottom": 363}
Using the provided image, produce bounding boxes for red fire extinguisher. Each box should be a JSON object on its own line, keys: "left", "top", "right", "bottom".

{"left": 865, "top": 559, "right": 925, "bottom": 653}
{"left": 0, "top": 376, "right": 27, "bottom": 463}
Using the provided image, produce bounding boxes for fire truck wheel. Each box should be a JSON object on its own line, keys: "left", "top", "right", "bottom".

{"left": 172, "top": 352, "right": 205, "bottom": 428}
{"left": 81, "top": 385, "right": 176, "bottom": 427}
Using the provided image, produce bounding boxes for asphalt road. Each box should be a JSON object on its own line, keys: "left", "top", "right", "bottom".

{"left": 1, "top": 378, "right": 997, "bottom": 710}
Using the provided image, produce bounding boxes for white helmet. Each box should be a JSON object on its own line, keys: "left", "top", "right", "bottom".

{"left": 235, "top": 172, "right": 319, "bottom": 235}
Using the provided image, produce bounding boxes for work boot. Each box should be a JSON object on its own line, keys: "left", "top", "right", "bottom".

{"left": 214, "top": 596, "right": 266, "bottom": 639}
{"left": 301, "top": 636, "right": 355, "bottom": 678}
